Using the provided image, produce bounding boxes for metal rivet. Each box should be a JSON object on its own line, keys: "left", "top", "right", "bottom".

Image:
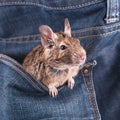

{"left": 83, "top": 69, "right": 89, "bottom": 74}
{"left": 85, "top": 65, "right": 90, "bottom": 69}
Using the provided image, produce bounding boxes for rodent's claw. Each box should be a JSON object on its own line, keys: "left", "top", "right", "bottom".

{"left": 68, "top": 78, "right": 75, "bottom": 89}
{"left": 49, "top": 87, "right": 58, "bottom": 97}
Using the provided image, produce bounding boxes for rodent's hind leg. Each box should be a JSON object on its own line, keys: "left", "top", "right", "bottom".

{"left": 67, "top": 78, "right": 75, "bottom": 89}
{"left": 48, "top": 85, "right": 58, "bottom": 97}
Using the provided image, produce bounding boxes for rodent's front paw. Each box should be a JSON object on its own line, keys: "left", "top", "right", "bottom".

{"left": 68, "top": 78, "right": 75, "bottom": 89}
{"left": 49, "top": 86, "right": 58, "bottom": 97}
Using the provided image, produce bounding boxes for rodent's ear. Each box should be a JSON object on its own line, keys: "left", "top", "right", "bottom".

{"left": 39, "top": 25, "right": 57, "bottom": 48}
{"left": 64, "top": 18, "right": 71, "bottom": 37}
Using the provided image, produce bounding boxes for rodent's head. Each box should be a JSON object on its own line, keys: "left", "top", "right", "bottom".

{"left": 39, "top": 19, "right": 86, "bottom": 69}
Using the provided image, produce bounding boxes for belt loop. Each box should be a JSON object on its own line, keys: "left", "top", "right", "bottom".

{"left": 105, "top": 0, "right": 119, "bottom": 24}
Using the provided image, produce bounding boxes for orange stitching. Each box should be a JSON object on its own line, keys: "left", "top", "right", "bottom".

{"left": 81, "top": 66, "right": 101, "bottom": 120}
{"left": 0, "top": 23, "right": 120, "bottom": 42}
{"left": 77, "top": 29, "right": 120, "bottom": 39}
{"left": 0, "top": 54, "right": 47, "bottom": 92}
{"left": 0, "top": 0, "right": 104, "bottom": 10}
{"left": 72, "top": 23, "right": 120, "bottom": 33}
{"left": 105, "top": 0, "right": 119, "bottom": 23}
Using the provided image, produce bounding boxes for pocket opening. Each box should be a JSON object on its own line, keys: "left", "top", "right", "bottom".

{"left": 0, "top": 54, "right": 49, "bottom": 93}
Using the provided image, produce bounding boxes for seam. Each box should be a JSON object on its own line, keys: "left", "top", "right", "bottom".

{"left": 0, "top": 23, "right": 120, "bottom": 42}
{"left": 0, "top": 34, "right": 40, "bottom": 43}
{"left": 116, "top": 0, "right": 119, "bottom": 17}
{"left": 77, "top": 29, "right": 120, "bottom": 39}
{"left": 114, "top": 0, "right": 116, "bottom": 18}
{"left": 105, "top": 0, "right": 119, "bottom": 23}
{"left": 81, "top": 71, "right": 97, "bottom": 119}
{"left": 81, "top": 66, "right": 101, "bottom": 120}
{"left": 110, "top": 0, "right": 112, "bottom": 18}
{"left": 105, "top": 18, "right": 119, "bottom": 23}
{"left": 89, "top": 67, "right": 101, "bottom": 120}
{"left": 0, "top": 34, "right": 40, "bottom": 40}
{"left": 72, "top": 23, "right": 120, "bottom": 33}
{"left": 0, "top": 29, "right": 120, "bottom": 43}
{"left": 0, "top": 0, "right": 104, "bottom": 10}
{"left": 0, "top": 54, "right": 48, "bottom": 93}
{"left": 0, "top": 39, "right": 40, "bottom": 43}
{"left": 113, "top": 0, "right": 118, "bottom": 19}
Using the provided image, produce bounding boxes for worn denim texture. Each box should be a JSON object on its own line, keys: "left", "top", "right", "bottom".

{"left": 0, "top": 0, "right": 120, "bottom": 120}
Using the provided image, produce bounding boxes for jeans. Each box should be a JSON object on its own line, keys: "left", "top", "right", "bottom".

{"left": 0, "top": 0, "right": 120, "bottom": 120}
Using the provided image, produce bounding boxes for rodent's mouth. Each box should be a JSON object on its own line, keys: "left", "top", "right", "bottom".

{"left": 73, "top": 56, "right": 86, "bottom": 66}
{"left": 76, "top": 61, "right": 86, "bottom": 67}
{"left": 70, "top": 60, "right": 86, "bottom": 68}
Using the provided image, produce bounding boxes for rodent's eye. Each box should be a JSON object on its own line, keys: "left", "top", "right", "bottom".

{"left": 60, "top": 45, "right": 67, "bottom": 50}
{"left": 49, "top": 45, "right": 54, "bottom": 48}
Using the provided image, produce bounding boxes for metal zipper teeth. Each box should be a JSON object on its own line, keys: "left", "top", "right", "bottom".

{"left": 0, "top": 54, "right": 48, "bottom": 93}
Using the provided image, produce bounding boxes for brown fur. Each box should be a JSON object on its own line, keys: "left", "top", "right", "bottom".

{"left": 23, "top": 19, "right": 86, "bottom": 97}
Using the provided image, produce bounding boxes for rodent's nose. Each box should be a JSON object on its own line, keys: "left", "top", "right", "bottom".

{"left": 80, "top": 55, "right": 85, "bottom": 60}
{"left": 79, "top": 53, "right": 86, "bottom": 61}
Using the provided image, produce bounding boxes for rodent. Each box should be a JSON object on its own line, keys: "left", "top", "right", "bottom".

{"left": 22, "top": 19, "right": 86, "bottom": 97}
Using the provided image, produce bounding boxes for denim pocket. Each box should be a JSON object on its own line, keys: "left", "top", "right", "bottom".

{"left": 75, "top": 22, "right": 120, "bottom": 120}
{"left": 0, "top": 54, "right": 100, "bottom": 120}
{"left": 0, "top": 54, "right": 48, "bottom": 94}
{"left": 0, "top": 35, "right": 41, "bottom": 63}
{"left": 0, "top": 0, "right": 120, "bottom": 119}
{"left": 1, "top": 20, "right": 120, "bottom": 119}
{"left": 0, "top": 25, "right": 103, "bottom": 119}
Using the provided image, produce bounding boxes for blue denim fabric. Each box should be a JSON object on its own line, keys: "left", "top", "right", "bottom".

{"left": 0, "top": 0, "right": 120, "bottom": 120}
